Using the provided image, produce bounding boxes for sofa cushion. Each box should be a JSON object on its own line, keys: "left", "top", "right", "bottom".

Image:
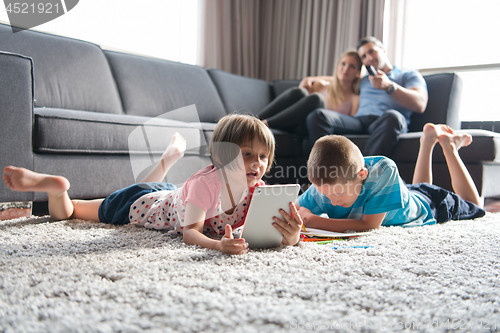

{"left": 104, "top": 51, "right": 227, "bottom": 123}
{"left": 33, "top": 108, "right": 204, "bottom": 155}
{"left": 207, "top": 69, "right": 274, "bottom": 114}
{"left": 0, "top": 23, "right": 123, "bottom": 114}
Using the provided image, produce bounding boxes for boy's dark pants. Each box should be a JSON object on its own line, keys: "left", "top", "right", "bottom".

{"left": 407, "top": 183, "right": 485, "bottom": 223}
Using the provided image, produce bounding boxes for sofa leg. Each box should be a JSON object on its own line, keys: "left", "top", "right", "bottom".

{"left": 0, "top": 202, "right": 32, "bottom": 220}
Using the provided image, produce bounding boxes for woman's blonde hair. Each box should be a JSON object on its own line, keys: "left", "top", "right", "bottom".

{"left": 327, "top": 50, "right": 362, "bottom": 109}
{"left": 210, "top": 113, "right": 275, "bottom": 173}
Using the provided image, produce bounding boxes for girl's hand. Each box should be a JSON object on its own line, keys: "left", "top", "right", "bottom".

{"left": 273, "top": 202, "right": 304, "bottom": 246}
{"left": 183, "top": 203, "right": 247, "bottom": 254}
{"left": 297, "top": 206, "right": 314, "bottom": 226}
{"left": 216, "top": 225, "right": 248, "bottom": 255}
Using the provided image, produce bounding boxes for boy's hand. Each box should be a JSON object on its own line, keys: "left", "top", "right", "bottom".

{"left": 217, "top": 224, "right": 248, "bottom": 255}
{"left": 273, "top": 202, "right": 304, "bottom": 246}
{"left": 297, "top": 206, "right": 314, "bottom": 225}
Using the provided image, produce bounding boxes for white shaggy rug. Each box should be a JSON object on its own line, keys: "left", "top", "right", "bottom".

{"left": 1, "top": 213, "right": 499, "bottom": 333}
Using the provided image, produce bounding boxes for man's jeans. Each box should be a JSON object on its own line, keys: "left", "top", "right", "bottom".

{"left": 306, "top": 109, "right": 408, "bottom": 157}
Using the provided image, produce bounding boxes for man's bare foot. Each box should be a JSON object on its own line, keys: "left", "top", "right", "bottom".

{"left": 2, "top": 166, "right": 70, "bottom": 194}
{"left": 161, "top": 132, "right": 187, "bottom": 162}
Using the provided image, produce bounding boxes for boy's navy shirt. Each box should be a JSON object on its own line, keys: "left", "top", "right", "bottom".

{"left": 298, "top": 156, "right": 436, "bottom": 227}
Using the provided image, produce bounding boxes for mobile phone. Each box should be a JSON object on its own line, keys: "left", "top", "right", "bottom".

{"left": 365, "top": 65, "right": 377, "bottom": 75}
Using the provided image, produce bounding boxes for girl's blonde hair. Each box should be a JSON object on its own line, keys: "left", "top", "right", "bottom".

{"left": 327, "top": 50, "right": 362, "bottom": 109}
{"left": 210, "top": 113, "right": 275, "bottom": 173}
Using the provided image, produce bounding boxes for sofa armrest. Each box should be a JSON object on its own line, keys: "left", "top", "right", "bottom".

{"left": 0, "top": 52, "right": 34, "bottom": 202}
{"left": 408, "top": 72, "right": 462, "bottom": 132}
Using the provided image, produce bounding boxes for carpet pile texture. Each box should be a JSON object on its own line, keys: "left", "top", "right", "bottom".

{"left": 1, "top": 213, "right": 499, "bottom": 332}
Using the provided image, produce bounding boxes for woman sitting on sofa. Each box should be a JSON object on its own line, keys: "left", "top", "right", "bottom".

{"left": 300, "top": 50, "right": 362, "bottom": 116}
{"left": 259, "top": 50, "right": 362, "bottom": 135}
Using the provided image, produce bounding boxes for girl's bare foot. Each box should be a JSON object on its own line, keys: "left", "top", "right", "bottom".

{"left": 2, "top": 166, "right": 70, "bottom": 194}
{"left": 161, "top": 132, "right": 187, "bottom": 162}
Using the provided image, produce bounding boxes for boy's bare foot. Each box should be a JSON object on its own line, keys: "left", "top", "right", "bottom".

{"left": 438, "top": 131, "right": 473, "bottom": 152}
{"left": 422, "top": 123, "right": 472, "bottom": 151}
{"left": 2, "top": 166, "right": 70, "bottom": 194}
{"left": 161, "top": 132, "right": 187, "bottom": 162}
{"left": 421, "top": 123, "right": 454, "bottom": 146}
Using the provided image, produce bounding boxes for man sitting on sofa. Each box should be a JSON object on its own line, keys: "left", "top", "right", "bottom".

{"left": 306, "top": 36, "right": 428, "bottom": 157}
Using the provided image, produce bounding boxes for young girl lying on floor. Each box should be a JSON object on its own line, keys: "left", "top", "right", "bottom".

{"left": 3, "top": 114, "right": 304, "bottom": 255}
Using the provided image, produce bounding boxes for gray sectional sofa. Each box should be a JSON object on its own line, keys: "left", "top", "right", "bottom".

{"left": 2, "top": 23, "right": 500, "bottom": 213}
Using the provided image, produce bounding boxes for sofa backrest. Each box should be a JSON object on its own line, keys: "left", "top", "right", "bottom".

{"left": 105, "top": 51, "right": 227, "bottom": 123}
{"left": 207, "top": 69, "right": 274, "bottom": 115}
{"left": 0, "top": 23, "right": 123, "bottom": 114}
{"left": 409, "top": 72, "right": 462, "bottom": 132}
{"left": 272, "top": 79, "right": 302, "bottom": 97}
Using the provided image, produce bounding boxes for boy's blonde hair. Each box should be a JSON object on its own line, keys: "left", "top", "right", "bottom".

{"left": 308, "top": 135, "right": 364, "bottom": 185}
{"left": 210, "top": 113, "right": 275, "bottom": 172}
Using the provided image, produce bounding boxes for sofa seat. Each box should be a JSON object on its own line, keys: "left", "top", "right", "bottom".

{"left": 34, "top": 108, "right": 204, "bottom": 155}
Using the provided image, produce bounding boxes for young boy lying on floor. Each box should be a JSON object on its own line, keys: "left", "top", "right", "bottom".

{"left": 298, "top": 123, "right": 486, "bottom": 232}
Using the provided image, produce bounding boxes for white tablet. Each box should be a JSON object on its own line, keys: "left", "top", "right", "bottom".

{"left": 240, "top": 184, "right": 301, "bottom": 249}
